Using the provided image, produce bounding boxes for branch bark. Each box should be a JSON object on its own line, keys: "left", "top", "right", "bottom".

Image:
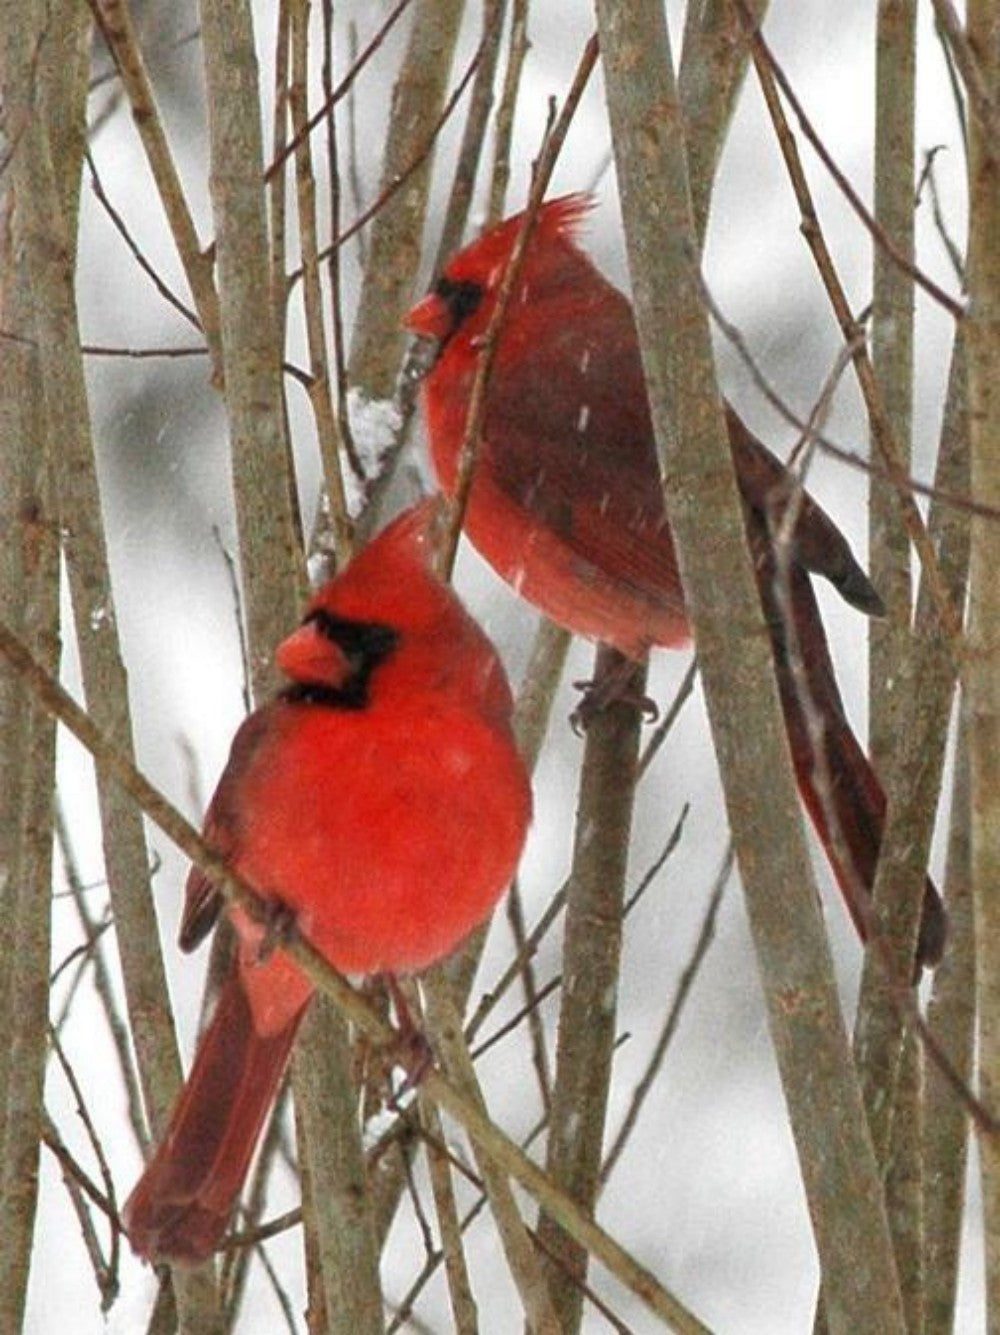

{"left": 536, "top": 645, "right": 645, "bottom": 1332}
{"left": 0, "top": 30, "right": 62, "bottom": 1311}
{"left": 678, "top": 0, "right": 769, "bottom": 243}
{"left": 593, "top": 4, "right": 906, "bottom": 1331}
{"left": 964, "top": 1, "right": 1000, "bottom": 1323}
{"left": 197, "top": 2, "right": 379, "bottom": 1327}
{"left": 1, "top": 3, "right": 222, "bottom": 1330}
{"left": 924, "top": 708, "right": 975, "bottom": 1335}
{"left": 869, "top": 4, "right": 916, "bottom": 762}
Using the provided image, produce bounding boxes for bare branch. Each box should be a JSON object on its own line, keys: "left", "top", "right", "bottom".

{"left": 89, "top": 0, "right": 223, "bottom": 375}
{"left": 595, "top": 4, "right": 908, "bottom": 1330}
{"left": 963, "top": 1, "right": 1000, "bottom": 1322}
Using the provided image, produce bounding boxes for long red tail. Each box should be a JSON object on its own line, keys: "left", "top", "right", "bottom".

{"left": 752, "top": 533, "right": 947, "bottom": 972}
{"left": 124, "top": 965, "right": 307, "bottom": 1266}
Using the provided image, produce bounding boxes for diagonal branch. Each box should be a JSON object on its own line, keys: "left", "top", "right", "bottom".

{"left": 0, "top": 613, "right": 715, "bottom": 1335}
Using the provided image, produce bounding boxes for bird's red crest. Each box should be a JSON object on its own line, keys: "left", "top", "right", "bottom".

{"left": 305, "top": 497, "right": 444, "bottom": 630}
{"left": 443, "top": 193, "right": 595, "bottom": 289}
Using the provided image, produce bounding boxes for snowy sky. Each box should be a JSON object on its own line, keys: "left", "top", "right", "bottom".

{"left": 33, "top": 3, "right": 974, "bottom": 1332}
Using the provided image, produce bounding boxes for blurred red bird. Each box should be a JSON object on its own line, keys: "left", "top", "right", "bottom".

{"left": 405, "top": 195, "right": 945, "bottom": 972}
{"left": 123, "top": 500, "right": 531, "bottom": 1265}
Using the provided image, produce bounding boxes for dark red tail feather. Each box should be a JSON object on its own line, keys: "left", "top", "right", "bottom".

{"left": 123, "top": 967, "right": 307, "bottom": 1266}
{"left": 751, "top": 526, "right": 947, "bottom": 972}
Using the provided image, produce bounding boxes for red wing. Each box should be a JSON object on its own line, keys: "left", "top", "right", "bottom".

{"left": 475, "top": 255, "right": 881, "bottom": 622}
{"left": 482, "top": 287, "right": 684, "bottom": 614}
{"left": 179, "top": 709, "right": 274, "bottom": 953}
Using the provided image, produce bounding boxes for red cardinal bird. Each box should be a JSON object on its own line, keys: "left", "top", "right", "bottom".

{"left": 123, "top": 500, "right": 531, "bottom": 1265}
{"left": 405, "top": 195, "right": 945, "bottom": 972}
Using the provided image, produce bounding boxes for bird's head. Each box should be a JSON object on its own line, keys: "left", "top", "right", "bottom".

{"left": 404, "top": 194, "right": 594, "bottom": 351}
{"left": 276, "top": 499, "right": 512, "bottom": 719}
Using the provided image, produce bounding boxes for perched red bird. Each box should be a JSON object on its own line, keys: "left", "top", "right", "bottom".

{"left": 123, "top": 500, "right": 531, "bottom": 1265}
{"left": 405, "top": 195, "right": 945, "bottom": 972}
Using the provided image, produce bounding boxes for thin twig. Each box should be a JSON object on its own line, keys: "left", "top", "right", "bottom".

{"left": 343, "top": 21, "right": 368, "bottom": 270}
{"left": 470, "top": 974, "right": 561, "bottom": 1064}
{"left": 734, "top": 0, "right": 964, "bottom": 647}
{"left": 624, "top": 805, "right": 691, "bottom": 917}
{"left": 264, "top": 0, "right": 417, "bottom": 184}
{"left": 440, "top": 31, "right": 600, "bottom": 577}
{"left": 53, "top": 805, "right": 147, "bottom": 1148}
{"left": 321, "top": 0, "right": 363, "bottom": 493}
{"left": 699, "top": 270, "right": 1000, "bottom": 525}
{"left": 504, "top": 881, "right": 554, "bottom": 1112}
{"left": 419, "top": 1094, "right": 478, "bottom": 1335}
{"left": 288, "top": 0, "right": 352, "bottom": 566}
{"left": 602, "top": 846, "right": 733, "bottom": 1184}
{"left": 88, "top": 0, "right": 222, "bottom": 373}
{"left": 211, "top": 525, "right": 252, "bottom": 717}
{"left": 80, "top": 342, "right": 206, "bottom": 359}
{"left": 84, "top": 150, "right": 200, "bottom": 330}
{"left": 917, "top": 146, "right": 967, "bottom": 288}
{"left": 309, "top": 42, "right": 483, "bottom": 274}
{"left": 434, "top": 0, "right": 509, "bottom": 265}
{"left": 250, "top": 1235, "right": 300, "bottom": 1335}
{"left": 486, "top": 0, "right": 529, "bottom": 225}
{"left": 733, "top": 0, "right": 964, "bottom": 322}
{"left": 47, "top": 1027, "right": 121, "bottom": 1293}
{"left": 637, "top": 660, "right": 698, "bottom": 779}
{"left": 40, "top": 1117, "right": 118, "bottom": 1312}
{"left": 928, "top": 0, "right": 1000, "bottom": 145}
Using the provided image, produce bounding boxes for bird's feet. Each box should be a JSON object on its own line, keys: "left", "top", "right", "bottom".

{"left": 571, "top": 661, "right": 658, "bottom": 734}
{"left": 354, "top": 976, "right": 434, "bottom": 1109}
{"left": 253, "top": 898, "right": 299, "bottom": 962}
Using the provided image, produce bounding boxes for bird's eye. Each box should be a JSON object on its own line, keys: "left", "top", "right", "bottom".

{"left": 309, "top": 611, "right": 399, "bottom": 670}
{"left": 434, "top": 276, "right": 483, "bottom": 331}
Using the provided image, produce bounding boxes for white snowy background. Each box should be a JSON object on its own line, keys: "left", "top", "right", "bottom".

{"left": 28, "top": 1, "right": 974, "bottom": 1331}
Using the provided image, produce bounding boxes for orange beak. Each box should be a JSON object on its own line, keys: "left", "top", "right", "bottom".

{"left": 276, "top": 620, "right": 352, "bottom": 690}
{"left": 403, "top": 291, "right": 452, "bottom": 342}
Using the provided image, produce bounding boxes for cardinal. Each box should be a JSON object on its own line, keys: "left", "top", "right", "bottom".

{"left": 123, "top": 499, "right": 531, "bottom": 1265}
{"left": 405, "top": 194, "right": 945, "bottom": 973}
